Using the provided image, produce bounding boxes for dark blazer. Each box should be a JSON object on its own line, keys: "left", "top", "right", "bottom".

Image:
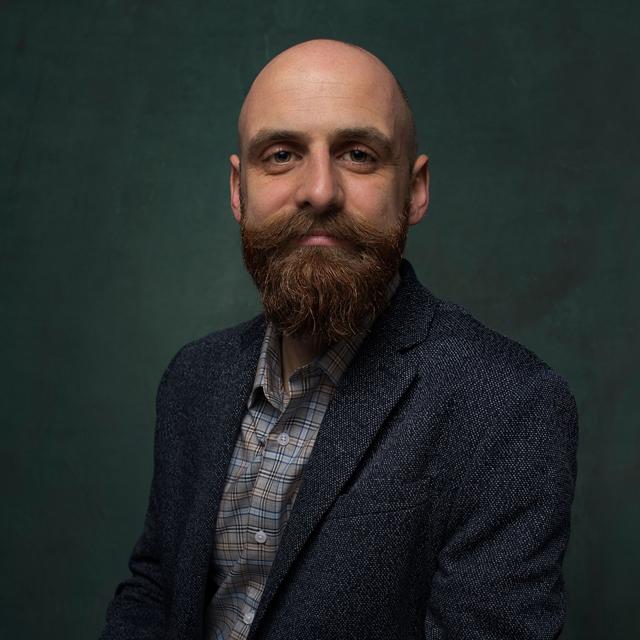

{"left": 101, "top": 260, "right": 578, "bottom": 640}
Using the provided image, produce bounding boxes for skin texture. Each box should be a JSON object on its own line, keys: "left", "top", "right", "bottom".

{"left": 229, "top": 39, "right": 430, "bottom": 386}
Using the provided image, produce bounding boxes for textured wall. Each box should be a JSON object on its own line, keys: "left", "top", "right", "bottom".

{"left": 1, "top": 1, "right": 638, "bottom": 638}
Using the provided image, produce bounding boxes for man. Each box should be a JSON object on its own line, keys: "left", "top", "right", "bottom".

{"left": 101, "top": 39, "right": 578, "bottom": 640}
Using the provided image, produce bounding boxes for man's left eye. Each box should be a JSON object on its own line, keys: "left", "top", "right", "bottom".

{"left": 345, "top": 149, "right": 373, "bottom": 163}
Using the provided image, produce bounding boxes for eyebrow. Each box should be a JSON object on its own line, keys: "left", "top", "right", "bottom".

{"left": 246, "top": 129, "right": 311, "bottom": 161}
{"left": 245, "top": 126, "right": 394, "bottom": 162}
{"left": 335, "top": 127, "right": 394, "bottom": 158}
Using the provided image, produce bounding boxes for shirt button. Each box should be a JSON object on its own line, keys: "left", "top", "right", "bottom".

{"left": 243, "top": 610, "right": 255, "bottom": 624}
{"left": 277, "top": 432, "right": 289, "bottom": 445}
{"left": 254, "top": 530, "right": 267, "bottom": 544}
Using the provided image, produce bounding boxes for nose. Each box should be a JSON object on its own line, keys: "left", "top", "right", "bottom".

{"left": 294, "top": 149, "right": 344, "bottom": 212}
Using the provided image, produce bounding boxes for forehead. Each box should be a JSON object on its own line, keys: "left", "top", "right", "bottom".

{"left": 239, "top": 60, "right": 402, "bottom": 150}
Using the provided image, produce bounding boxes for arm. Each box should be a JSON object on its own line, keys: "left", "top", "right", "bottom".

{"left": 100, "top": 362, "right": 178, "bottom": 640}
{"left": 424, "top": 370, "right": 579, "bottom": 639}
{"left": 100, "top": 491, "right": 167, "bottom": 639}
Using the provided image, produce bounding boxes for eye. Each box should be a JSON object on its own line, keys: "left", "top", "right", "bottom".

{"left": 344, "top": 148, "right": 374, "bottom": 164}
{"left": 268, "top": 149, "right": 293, "bottom": 164}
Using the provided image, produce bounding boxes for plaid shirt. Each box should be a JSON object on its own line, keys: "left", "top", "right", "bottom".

{"left": 205, "top": 274, "right": 400, "bottom": 639}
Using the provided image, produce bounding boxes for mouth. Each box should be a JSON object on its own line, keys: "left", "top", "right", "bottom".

{"left": 298, "top": 234, "right": 345, "bottom": 247}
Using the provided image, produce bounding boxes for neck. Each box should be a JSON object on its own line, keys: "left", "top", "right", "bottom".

{"left": 280, "top": 333, "right": 329, "bottom": 393}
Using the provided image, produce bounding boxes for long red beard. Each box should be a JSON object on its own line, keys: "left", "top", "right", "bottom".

{"left": 240, "top": 202, "right": 409, "bottom": 345}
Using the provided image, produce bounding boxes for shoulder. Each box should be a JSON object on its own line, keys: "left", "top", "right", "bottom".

{"left": 398, "top": 262, "right": 573, "bottom": 406}
{"left": 425, "top": 294, "right": 574, "bottom": 401}
{"left": 156, "top": 314, "right": 266, "bottom": 400}
{"left": 412, "top": 292, "right": 578, "bottom": 487}
{"left": 413, "top": 293, "right": 577, "bottom": 453}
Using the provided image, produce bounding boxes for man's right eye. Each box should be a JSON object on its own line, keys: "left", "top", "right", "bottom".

{"left": 269, "top": 150, "right": 292, "bottom": 164}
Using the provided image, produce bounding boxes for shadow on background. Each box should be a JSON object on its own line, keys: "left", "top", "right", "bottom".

{"left": 1, "top": 1, "right": 638, "bottom": 638}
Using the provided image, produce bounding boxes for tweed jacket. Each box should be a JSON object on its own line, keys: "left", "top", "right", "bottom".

{"left": 101, "top": 260, "right": 578, "bottom": 640}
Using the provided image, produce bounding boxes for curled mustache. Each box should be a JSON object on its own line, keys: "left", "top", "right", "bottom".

{"left": 240, "top": 206, "right": 404, "bottom": 255}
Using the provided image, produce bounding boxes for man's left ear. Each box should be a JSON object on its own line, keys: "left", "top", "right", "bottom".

{"left": 230, "top": 154, "right": 242, "bottom": 224}
{"left": 407, "top": 154, "right": 429, "bottom": 226}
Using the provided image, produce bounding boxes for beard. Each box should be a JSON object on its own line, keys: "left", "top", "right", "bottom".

{"left": 240, "top": 196, "right": 409, "bottom": 346}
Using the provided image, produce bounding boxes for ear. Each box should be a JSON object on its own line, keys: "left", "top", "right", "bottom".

{"left": 229, "top": 154, "right": 242, "bottom": 223}
{"left": 407, "top": 154, "right": 429, "bottom": 226}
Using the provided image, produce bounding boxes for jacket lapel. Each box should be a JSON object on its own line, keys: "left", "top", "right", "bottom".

{"left": 173, "top": 316, "right": 266, "bottom": 635}
{"left": 248, "top": 260, "right": 439, "bottom": 636}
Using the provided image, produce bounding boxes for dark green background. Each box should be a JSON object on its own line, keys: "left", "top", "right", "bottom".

{"left": 1, "top": 1, "right": 638, "bottom": 637}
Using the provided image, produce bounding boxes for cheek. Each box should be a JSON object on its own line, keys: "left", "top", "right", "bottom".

{"left": 346, "top": 178, "right": 398, "bottom": 221}
{"left": 244, "top": 176, "right": 293, "bottom": 220}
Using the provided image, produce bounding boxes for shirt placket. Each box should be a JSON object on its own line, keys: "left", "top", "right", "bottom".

{"left": 235, "top": 382, "right": 302, "bottom": 636}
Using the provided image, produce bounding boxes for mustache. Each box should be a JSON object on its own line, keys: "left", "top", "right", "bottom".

{"left": 240, "top": 207, "right": 402, "bottom": 252}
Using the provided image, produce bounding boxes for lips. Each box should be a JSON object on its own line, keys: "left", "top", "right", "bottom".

{"left": 298, "top": 234, "right": 343, "bottom": 247}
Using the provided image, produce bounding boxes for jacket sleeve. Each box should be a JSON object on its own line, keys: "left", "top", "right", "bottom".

{"left": 100, "top": 360, "right": 178, "bottom": 640}
{"left": 424, "top": 369, "right": 579, "bottom": 640}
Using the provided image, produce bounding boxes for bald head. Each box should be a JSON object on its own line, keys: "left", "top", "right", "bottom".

{"left": 237, "top": 39, "right": 417, "bottom": 169}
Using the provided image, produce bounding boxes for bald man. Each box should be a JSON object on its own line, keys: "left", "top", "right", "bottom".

{"left": 101, "top": 40, "right": 578, "bottom": 640}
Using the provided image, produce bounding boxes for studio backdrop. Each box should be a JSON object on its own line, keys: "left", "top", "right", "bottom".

{"left": 1, "top": 1, "right": 638, "bottom": 638}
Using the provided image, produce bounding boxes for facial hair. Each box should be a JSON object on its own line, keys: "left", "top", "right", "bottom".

{"left": 240, "top": 197, "right": 409, "bottom": 346}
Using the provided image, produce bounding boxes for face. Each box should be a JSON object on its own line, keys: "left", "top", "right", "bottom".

{"left": 232, "top": 50, "right": 427, "bottom": 232}
{"left": 230, "top": 43, "right": 430, "bottom": 344}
